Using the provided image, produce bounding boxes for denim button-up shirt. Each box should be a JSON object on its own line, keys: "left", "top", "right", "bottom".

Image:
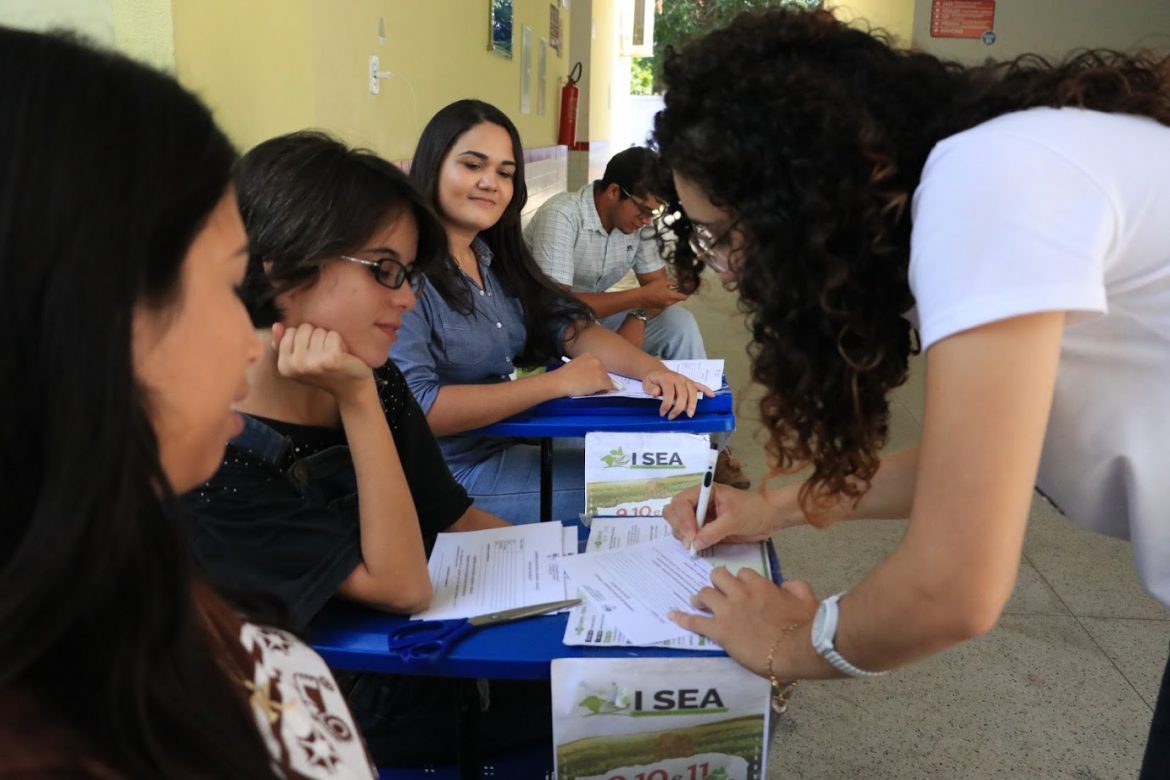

{"left": 391, "top": 238, "right": 565, "bottom": 470}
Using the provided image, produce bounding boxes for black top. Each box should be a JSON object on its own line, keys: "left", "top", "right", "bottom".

{"left": 183, "top": 362, "right": 472, "bottom": 630}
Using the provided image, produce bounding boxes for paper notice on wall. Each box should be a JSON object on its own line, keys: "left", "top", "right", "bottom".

{"left": 553, "top": 657, "right": 770, "bottom": 780}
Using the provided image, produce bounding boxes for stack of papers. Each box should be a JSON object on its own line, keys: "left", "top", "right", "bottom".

{"left": 412, "top": 523, "right": 578, "bottom": 621}
{"left": 557, "top": 517, "right": 770, "bottom": 648}
{"left": 572, "top": 358, "right": 725, "bottom": 399}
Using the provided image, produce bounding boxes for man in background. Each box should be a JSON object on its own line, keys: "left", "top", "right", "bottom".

{"left": 525, "top": 147, "right": 747, "bottom": 488}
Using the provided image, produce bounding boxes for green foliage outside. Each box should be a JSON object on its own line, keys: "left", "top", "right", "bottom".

{"left": 631, "top": 0, "right": 821, "bottom": 94}
{"left": 630, "top": 56, "right": 655, "bottom": 95}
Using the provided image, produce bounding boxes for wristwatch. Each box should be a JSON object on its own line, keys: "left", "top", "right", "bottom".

{"left": 629, "top": 308, "right": 650, "bottom": 322}
{"left": 810, "top": 592, "right": 887, "bottom": 678}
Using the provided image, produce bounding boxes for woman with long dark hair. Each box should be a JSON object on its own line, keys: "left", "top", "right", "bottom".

{"left": 0, "top": 29, "right": 373, "bottom": 778}
{"left": 183, "top": 130, "right": 548, "bottom": 769}
{"left": 392, "top": 99, "right": 709, "bottom": 523}
{"left": 655, "top": 8, "right": 1170, "bottom": 775}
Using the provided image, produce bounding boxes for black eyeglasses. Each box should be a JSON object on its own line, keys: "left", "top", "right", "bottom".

{"left": 620, "top": 187, "right": 666, "bottom": 221}
{"left": 339, "top": 255, "right": 421, "bottom": 291}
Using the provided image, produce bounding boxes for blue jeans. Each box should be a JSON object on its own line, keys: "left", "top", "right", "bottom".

{"left": 452, "top": 441, "right": 585, "bottom": 524}
{"left": 599, "top": 305, "right": 706, "bottom": 360}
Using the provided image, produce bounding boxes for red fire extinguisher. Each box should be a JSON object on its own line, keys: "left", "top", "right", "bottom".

{"left": 558, "top": 61, "right": 584, "bottom": 147}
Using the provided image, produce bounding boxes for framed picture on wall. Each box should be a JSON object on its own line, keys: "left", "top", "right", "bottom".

{"left": 489, "top": 0, "right": 514, "bottom": 59}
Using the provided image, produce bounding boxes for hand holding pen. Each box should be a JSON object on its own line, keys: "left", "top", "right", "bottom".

{"left": 664, "top": 479, "right": 778, "bottom": 554}
{"left": 553, "top": 354, "right": 621, "bottom": 395}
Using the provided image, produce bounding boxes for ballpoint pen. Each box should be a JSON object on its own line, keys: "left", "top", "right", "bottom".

{"left": 690, "top": 442, "right": 719, "bottom": 557}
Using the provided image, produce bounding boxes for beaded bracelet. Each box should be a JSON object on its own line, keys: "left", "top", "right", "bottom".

{"left": 766, "top": 622, "right": 804, "bottom": 714}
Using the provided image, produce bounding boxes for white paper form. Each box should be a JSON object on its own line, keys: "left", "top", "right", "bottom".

{"left": 571, "top": 359, "right": 725, "bottom": 399}
{"left": 542, "top": 525, "right": 581, "bottom": 613}
{"left": 564, "top": 518, "right": 769, "bottom": 648}
{"left": 557, "top": 536, "right": 715, "bottom": 644}
{"left": 413, "top": 523, "right": 567, "bottom": 621}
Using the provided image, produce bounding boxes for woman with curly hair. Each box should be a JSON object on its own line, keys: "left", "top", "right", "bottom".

{"left": 656, "top": 8, "right": 1170, "bottom": 774}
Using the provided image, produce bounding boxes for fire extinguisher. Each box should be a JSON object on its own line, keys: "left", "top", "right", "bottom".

{"left": 557, "top": 61, "right": 584, "bottom": 147}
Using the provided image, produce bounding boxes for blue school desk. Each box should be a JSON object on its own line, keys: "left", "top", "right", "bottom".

{"left": 311, "top": 520, "right": 781, "bottom": 780}
{"left": 309, "top": 521, "right": 782, "bottom": 678}
{"left": 468, "top": 381, "right": 736, "bottom": 522}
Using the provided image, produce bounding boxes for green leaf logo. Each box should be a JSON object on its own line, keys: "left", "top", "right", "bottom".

{"left": 577, "top": 685, "right": 631, "bottom": 716}
{"left": 600, "top": 447, "right": 629, "bottom": 468}
{"left": 578, "top": 694, "right": 606, "bottom": 715}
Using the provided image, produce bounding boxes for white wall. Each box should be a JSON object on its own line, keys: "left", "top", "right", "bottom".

{"left": 0, "top": 0, "right": 112, "bottom": 41}
{"left": 611, "top": 94, "right": 663, "bottom": 152}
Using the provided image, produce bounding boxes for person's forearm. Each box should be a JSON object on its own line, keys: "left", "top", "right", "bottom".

{"left": 615, "top": 315, "right": 646, "bottom": 349}
{"left": 338, "top": 381, "right": 431, "bottom": 612}
{"left": 830, "top": 546, "right": 987, "bottom": 673}
{"left": 765, "top": 542, "right": 979, "bottom": 682}
{"left": 567, "top": 322, "right": 662, "bottom": 379}
{"left": 426, "top": 372, "right": 563, "bottom": 436}
{"left": 447, "top": 506, "right": 511, "bottom": 532}
{"left": 574, "top": 287, "right": 648, "bottom": 318}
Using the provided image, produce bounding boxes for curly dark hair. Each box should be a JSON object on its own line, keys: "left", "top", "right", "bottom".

{"left": 653, "top": 7, "right": 1170, "bottom": 522}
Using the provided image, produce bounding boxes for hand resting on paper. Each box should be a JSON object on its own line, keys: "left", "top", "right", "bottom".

{"left": 669, "top": 569, "right": 819, "bottom": 677}
{"left": 641, "top": 368, "right": 712, "bottom": 420}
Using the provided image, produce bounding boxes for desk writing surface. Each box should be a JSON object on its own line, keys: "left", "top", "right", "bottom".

{"left": 309, "top": 524, "right": 782, "bottom": 681}
{"left": 469, "top": 379, "right": 734, "bottom": 438}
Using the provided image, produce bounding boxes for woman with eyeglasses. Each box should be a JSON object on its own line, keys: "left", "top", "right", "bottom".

{"left": 391, "top": 99, "right": 710, "bottom": 524}
{"left": 656, "top": 8, "right": 1170, "bottom": 776}
{"left": 0, "top": 32, "right": 375, "bottom": 778}
{"left": 181, "top": 131, "right": 544, "bottom": 768}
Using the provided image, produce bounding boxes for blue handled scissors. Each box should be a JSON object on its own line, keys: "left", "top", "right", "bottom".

{"left": 387, "top": 598, "right": 581, "bottom": 663}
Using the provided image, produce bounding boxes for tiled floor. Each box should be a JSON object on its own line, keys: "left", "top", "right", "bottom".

{"left": 679, "top": 280, "right": 1169, "bottom": 779}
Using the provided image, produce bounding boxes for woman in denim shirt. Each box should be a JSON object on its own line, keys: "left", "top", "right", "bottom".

{"left": 392, "top": 100, "right": 710, "bottom": 523}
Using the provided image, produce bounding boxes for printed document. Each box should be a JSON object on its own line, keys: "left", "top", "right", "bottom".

{"left": 564, "top": 517, "right": 769, "bottom": 649}
{"left": 414, "top": 523, "right": 568, "bottom": 621}
{"left": 572, "top": 359, "right": 725, "bottom": 399}
{"left": 557, "top": 535, "right": 715, "bottom": 644}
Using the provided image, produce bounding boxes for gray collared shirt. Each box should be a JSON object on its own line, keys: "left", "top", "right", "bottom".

{"left": 524, "top": 182, "right": 664, "bottom": 292}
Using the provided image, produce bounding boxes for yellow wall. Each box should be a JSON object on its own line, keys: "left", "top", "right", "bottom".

{"left": 587, "top": 0, "right": 618, "bottom": 142}
{"left": 827, "top": 0, "right": 915, "bottom": 45}
{"left": 172, "top": 0, "right": 316, "bottom": 154}
{"left": 172, "top": 0, "right": 571, "bottom": 160}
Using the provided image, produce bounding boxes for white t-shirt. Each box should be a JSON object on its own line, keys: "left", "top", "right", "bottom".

{"left": 909, "top": 107, "right": 1170, "bottom": 608}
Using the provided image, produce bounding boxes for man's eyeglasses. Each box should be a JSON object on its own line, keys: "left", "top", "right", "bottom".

{"left": 687, "top": 222, "right": 738, "bottom": 274}
{"left": 620, "top": 187, "right": 666, "bottom": 221}
{"left": 339, "top": 255, "right": 421, "bottom": 291}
